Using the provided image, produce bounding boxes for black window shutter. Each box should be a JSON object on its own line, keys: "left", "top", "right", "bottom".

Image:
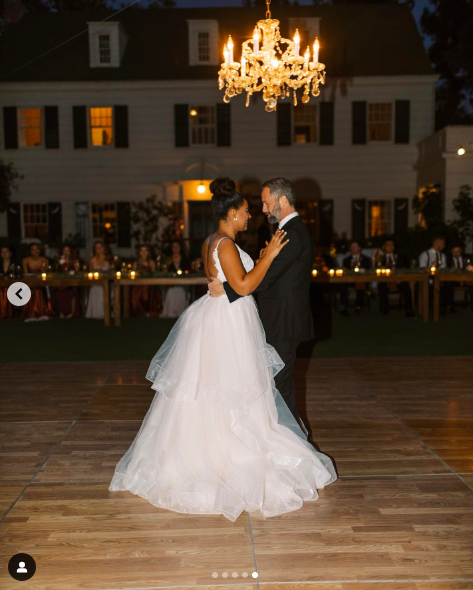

{"left": 174, "top": 104, "right": 189, "bottom": 147}
{"left": 48, "top": 202, "right": 62, "bottom": 242}
{"left": 351, "top": 199, "right": 366, "bottom": 241}
{"left": 394, "top": 198, "right": 409, "bottom": 233}
{"left": 319, "top": 102, "right": 334, "bottom": 145}
{"left": 7, "top": 203, "right": 21, "bottom": 239}
{"left": 114, "top": 105, "right": 129, "bottom": 148}
{"left": 44, "top": 106, "right": 60, "bottom": 149}
{"left": 3, "top": 107, "right": 18, "bottom": 149}
{"left": 216, "top": 104, "right": 231, "bottom": 146}
{"left": 277, "top": 103, "right": 292, "bottom": 146}
{"left": 395, "top": 100, "right": 410, "bottom": 144}
{"left": 73, "top": 106, "right": 87, "bottom": 149}
{"left": 352, "top": 101, "right": 367, "bottom": 144}
{"left": 116, "top": 201, "right": 131, "bottom": 247}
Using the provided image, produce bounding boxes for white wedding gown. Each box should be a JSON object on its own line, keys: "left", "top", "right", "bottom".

{"left": 109, "top": 239, "right": 337, "bottom": 521}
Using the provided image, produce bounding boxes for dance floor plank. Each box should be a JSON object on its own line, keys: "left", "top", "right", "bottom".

{"left": 1, "top": 357, "right": 473, "bottom": 590}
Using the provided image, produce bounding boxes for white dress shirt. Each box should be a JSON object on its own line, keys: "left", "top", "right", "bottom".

{"left": 278, "top": 211, "right": 299, "bottom": 229}
{"left": 418, "top": 247, "right": 447, "bottom": 268}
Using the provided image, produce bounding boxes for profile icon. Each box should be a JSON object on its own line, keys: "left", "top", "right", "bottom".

{"left": 8, "top": 553, "right": 36, "bottom": 581}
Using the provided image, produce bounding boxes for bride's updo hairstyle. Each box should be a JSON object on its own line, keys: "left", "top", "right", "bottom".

{"left": 210, "top": 177, "right": 245, "bottom": 221}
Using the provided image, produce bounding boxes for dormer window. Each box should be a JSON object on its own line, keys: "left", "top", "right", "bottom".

{"left": 187, "top": 20, "right": 219, "bottom": 66}
{"left": 99, "top": 34, "right": 111, "bottom": 64}
{"left": 88, "top": 22, "right": 128, "bottom": 68}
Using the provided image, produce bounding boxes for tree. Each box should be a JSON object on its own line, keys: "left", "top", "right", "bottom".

{"left": 421, "top": 0, "right": 473, "bottom": 129}
{"left": 450, "top": 185, "right": 473, "bottom": 246}
{"left": 0, "top": 160, "right": 23, "bottom": 214}
{"left": 131, "top": 195, "right": 180, "bottom": 255}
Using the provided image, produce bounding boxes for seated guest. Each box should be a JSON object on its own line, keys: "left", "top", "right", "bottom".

{"left": 375, "top": 238, "right": 415, "bottom": 317}
{"left": 0, "top": 245, "right": 15, "bottom": 319}
{"left": 161, "top": 240, "right": 191, "bottom": 318}
{"left": 340, "top": 241, "right": 371, "bottom": 315}
{"left": 419, "top": 234, "right": 447, "bottom": 314}
{"left": 131, "top": 245, "right": 162, "bottom": 317}
{"left": 445, "top": 243, "right": 473, "bottom": 312}
{"left": 85, "top": 240, "right": 111, "bottom": 319}
{"left": 55, "top": 245, "right": 80, "bottom": 319}
{"left": 22, "top": 243, "right": 52, "bottom": 322}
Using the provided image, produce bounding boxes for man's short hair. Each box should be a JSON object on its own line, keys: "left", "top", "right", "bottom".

{"left": 262, "top": 177, "right": 296, "bottom": 207}
{"left": 432, "top": 234, "right": 446, "bottom": 242}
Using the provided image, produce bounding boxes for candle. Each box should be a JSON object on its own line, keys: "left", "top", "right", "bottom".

{"left": 94, "top": 271, "right": 99, "bottom": 280}
{"left": 227, "top": 36, "right": 234, "bottom": 63}
{"left": 313, "top": 37, "right": 319, "bottom": 63}
{"left": 116, "top": 271, "right": 121, "bottom": 279}
{"left": 241, "top": 56, "right": 247, "bottom": 76}
{"left": 430, "top": 265, "right": 436, "bottom": 274}
{"left": 381, "top": 268, "right": 386, "bottom": 274}
{"left": 223, "top": 45, "right": 229, "bottom": 65}
{"left": 385, "top": 269, "right": 391, "bottom": 276}
{"left": 336, "top": 269, "right": 343, "bottom": 276}
{"left": 376, "top": 268, "right": 381, "bottom": 276}
{"left": 329, "top": 269, "right": 335, "bottom": 277}
{"left": 253, "top": 28, "right": 260, "bottom": 53}
{"left": 41, "top": 272, "right": 47, "bottom": 280}
{"left": 88, "top": 272, "right": 93, "bottom": 280}
{"left": 293, "top": 29, "right": 300, "bottom": 56}
{"left": 354, "top": 267, "right": 360, "bottom": 273}
{"left": 312, "top": 269, "right": 317, "bottom": 277}
{"left": 130, "top": 271, "right": 136, "bottom": 279}
{"left": 304, "top": 46, "right": 310, "bottom": 68}
{"left": 177, "top": 269, "right": 183, "bottom": 276}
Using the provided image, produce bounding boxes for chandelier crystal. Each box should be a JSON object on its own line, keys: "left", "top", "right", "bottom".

{"left": 218, "top": 0, "right": 326, "bottom": 112}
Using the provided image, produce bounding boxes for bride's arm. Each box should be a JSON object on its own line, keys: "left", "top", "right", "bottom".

{"left": 218, "top": 231, "right": 289, "bottom": 296}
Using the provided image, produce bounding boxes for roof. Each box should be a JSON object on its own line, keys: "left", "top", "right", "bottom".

{"left": 0, "top": 4, "right": 433, "bottom": 83}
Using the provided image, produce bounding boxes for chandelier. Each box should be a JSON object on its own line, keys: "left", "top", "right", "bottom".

{"left": 218, "top": 0, "right": 326, "bottom": 112}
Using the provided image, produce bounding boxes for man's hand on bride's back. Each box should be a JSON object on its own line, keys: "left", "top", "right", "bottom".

{"left": 264, "top": 229, "right": 289, "bottom": 261}
{"left": 208, "top": 277, "right": 225, "bottom": 297}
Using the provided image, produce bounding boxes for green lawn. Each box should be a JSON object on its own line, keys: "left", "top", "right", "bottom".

{"left": 1, "top": 305, "right": 472, "bottom": 362}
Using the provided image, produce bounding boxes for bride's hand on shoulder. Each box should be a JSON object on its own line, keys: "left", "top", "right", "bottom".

{"left": 265, "top": 229, "right": 289, "bottom": 261}
{"left": 255, "top": 241, "right": 269, "bottom": 265}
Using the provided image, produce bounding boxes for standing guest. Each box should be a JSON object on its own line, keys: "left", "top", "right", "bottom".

{"left": 131, "top": 245, "right": 162, "bottom": 317}
{"left": 445, "top": 243, "right": 473, "bottom": 312}
{"left": 375, "top": 238, "right": 415, "bottom": 317}
{"left": 55, "top": 245, "right": 80, "bottom": 319}
{"left": 85, "top": 240, "right": 111, "bottom": 319}
{"left": 161, "top": 240, "right": 191, "bottom": 318}
{"left": 0, "top": 245, "right": 15, "bottom": 319}
{"left": 419, "top": 234, "right": 447, "bottom": 314}
{"left": 340, "top": 241, "right": 371, "bottom": 315}
{"left": 22, "top": 243, "right": 52, "bottom": 322}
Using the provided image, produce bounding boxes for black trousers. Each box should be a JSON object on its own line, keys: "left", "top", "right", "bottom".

{"left": 378, "top": 281, "right": 413, "bottom": 314}
{"left": 271, "top": 341, "right": 300, "bottom": 426}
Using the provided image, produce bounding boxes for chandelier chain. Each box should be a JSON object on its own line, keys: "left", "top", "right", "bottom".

{"left": 266, "top": 0, "right": 271, "bottom": 19}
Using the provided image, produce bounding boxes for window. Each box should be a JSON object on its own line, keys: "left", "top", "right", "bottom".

{"left": 23, "top": 204, "right": 48, "bottom": 239}
{"left": 368, "top": 103, "right": 393, "bottom": 142}
{"left": 92, "top": 203, "right": 117, "bottom": 241}
{"left": 19, "top": 108, "right": 42, "bottom": 147}
{"left": 293, "top": 103, "right": 317, "bottom": 143}
{"left": 98, "top": 34, "right": 111, "bottom": 64}
{"left": 197, "top": 32, "right": 210, "bottom": 62}
{"left": 190, "top": 106, "right": 215, "bottom": 145}
{"left": 90, "top": 107, "right": 114, "bottom": 146}
{"left": 368, "top": 200, "right": 391, "bottom": 236}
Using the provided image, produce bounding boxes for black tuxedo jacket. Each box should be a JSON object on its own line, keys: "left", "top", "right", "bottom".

{"left": 342, "top": 254, "right": 372, "bottom": 270}
{"left": 223, "top": 215, "right": 315, "bottom": 345}
{"left": 446, "top": 253, "right": 468, "bottom": 270}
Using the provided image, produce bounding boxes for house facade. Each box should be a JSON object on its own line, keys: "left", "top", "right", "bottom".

{"left": 0, "top": 4, "right": 441, "bottom": 258}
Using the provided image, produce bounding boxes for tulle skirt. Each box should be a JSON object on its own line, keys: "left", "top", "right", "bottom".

{"left": 109, "top": 292, "right": 337, "bottom": 522}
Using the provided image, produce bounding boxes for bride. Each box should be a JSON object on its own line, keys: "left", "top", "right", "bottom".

{"left": 109, "top": 178, "right": 337, "bottom": 521}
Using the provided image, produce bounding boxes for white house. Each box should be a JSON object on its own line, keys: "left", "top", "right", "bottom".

{"left": 0, "top": 4, "right": 451, "bottom": 259}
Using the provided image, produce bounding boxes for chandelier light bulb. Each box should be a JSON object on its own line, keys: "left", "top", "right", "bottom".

{"left": 293, "top": 29, "right": 300, "bottom": 56}
{"left": 223, "top": 45, "right": 229, "bottom": 64}
{"left": 313, "top": 37, "right": 319, "bottom": 63}
{"left": 253, "top": 28, "right": 260, "bottom": 52}
{"left": 304, "top": 46, "right": 310, "bottom": 67}
{"left": 227, "top": 36, "right": 234, "bottom": 63}
{"left": 458, "top": 147, "right": 466, "bottom": 156}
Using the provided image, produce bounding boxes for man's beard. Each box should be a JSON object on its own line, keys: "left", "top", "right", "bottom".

{"left": 266, "top": 199, "right": 282, "bottom": 224}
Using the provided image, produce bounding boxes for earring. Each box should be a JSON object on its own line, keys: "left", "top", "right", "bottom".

{"left": 234, "top": 217, "right": 238, "bottom": 221}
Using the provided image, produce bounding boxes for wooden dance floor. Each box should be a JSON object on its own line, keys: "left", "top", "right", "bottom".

{"left": 1, "top": 358, "right": 473, "bottom": 590}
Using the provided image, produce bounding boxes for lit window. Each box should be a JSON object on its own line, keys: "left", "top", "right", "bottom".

{"left": 293, "top": 103, "right": 317, "bottom": 143}
{"left": 368, "top": 103, "right": 392, "bottom": 142}
{"left": 368, "top": 200, "right": 391, "bottom": 236}
{"left": 90, "top": 107, "right": 114, "bottom": 146}
{"left": 19, "top": 108, "right": 42, "bottom": 147}
{"left": 198, "top": 32, "right": 210, "bottom": 62}
{"left": 98, "top": 34, "right": 111, "bottom": 64}
{"left": 190, "top": 106, "right": 215, "bottom": 145}
{"left": 92, "top": 203, "right": 117, "bottom": 241}
{"left": 23, "top": 203, "right": 48, "bottom": 239}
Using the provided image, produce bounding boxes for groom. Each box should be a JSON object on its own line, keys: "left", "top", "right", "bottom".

{"left": 208, "top": 177, "right": 315, "bottom": 430}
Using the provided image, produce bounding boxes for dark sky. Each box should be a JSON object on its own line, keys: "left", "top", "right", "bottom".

{"left": 173, "top": 0, "right": 433, "bottom": 43}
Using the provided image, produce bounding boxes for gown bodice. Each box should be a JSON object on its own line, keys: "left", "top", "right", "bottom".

{"left": 213, "top": 237, "right": 254, "bottom": 282}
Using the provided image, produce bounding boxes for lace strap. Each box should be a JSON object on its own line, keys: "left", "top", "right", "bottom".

{"left": 215, "top": 236, "right": 232, "bottom": 250}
